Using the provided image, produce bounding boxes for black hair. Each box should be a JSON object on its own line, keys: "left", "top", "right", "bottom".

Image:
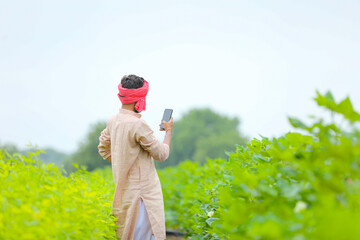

{"left": 121, "top": 74, "right": 144, "bottom": 89}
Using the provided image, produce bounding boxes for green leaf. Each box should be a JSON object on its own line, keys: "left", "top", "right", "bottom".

{"left": 206, "top": 217, "right": 219, "bottom": 226}
{"left": 288, "top": 117, "right": 308, "bottom": 129}
{"left": 325, "top": 91, "right": 335, "bottom": 102}
{"left": 314, "top": 91, "right": 360, "bottom": 122}
{"left": 252, "top": 153, "right": 270, "bottom": 162}
{"left": 72, "top": 163, "right": 79, "bottom": 169}
{"left": 338, "top": 97, "right": 360, "bottom": 122}
{"left": 314, "top": 90, "right": 337, "bottom": 112}
{"left": 259, "top": 134, "right": 269, "bottom": 140}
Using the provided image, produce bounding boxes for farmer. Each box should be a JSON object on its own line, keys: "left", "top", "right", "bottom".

{"left": 97, "top": 74, "right": 173, "bottom": 240}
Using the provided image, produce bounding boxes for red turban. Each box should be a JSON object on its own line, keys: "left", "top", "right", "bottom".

{"left": 117, "top": 80, "right": 149, "bottom": 113}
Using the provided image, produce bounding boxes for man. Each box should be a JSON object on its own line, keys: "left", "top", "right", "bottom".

{"left": 98, "top": 74, "right": 173, "bottom": 240}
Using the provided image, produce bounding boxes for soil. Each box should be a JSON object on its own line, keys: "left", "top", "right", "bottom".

{"left": 166, "top": 236, "right": 188, "bottom": 240}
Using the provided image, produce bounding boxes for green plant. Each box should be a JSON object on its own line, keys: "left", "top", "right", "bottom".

{"left": 158, "top": 90, "right": 360, "bottom": 240}
{"left": 0, "top": 148, "right": 117, "bottom": 240}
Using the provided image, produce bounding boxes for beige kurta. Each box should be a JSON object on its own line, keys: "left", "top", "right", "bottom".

{"left": 98, "top": 108, "right": 169, "bottom": 240}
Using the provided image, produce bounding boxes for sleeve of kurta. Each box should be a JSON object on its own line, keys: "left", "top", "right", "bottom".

{"left": 135, "top": 120, "right": 170, "bottom": 162}
{"left": 98, "top": 121, "right": 111, "bottom": 162}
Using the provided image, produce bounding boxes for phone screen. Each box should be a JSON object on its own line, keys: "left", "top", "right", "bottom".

{"left": 160, "top": 109, "right": 173, "bottom": 130}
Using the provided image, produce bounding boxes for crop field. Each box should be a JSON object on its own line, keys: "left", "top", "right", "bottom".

{"left": 1, "top": 91, "right": 359, "bottom": 240}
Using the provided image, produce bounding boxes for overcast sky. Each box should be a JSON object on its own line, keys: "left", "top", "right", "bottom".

{"left": 1, "top": 0, "right": 359, "bottom": 154}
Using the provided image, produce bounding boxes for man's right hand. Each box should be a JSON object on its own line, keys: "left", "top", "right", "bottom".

{"left": 159, "top": 117, "right": 173, "bottom": 132}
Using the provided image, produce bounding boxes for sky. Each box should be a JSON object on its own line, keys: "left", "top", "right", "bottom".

{"left": 1, "top": 0, "right": 359, "bottom": 154}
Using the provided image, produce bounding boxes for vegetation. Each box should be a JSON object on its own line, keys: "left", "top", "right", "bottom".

{"left": 0, "top": 149, "right": 116, "bottom": 240}
{"left": 160, "top": 108, "right": 248, "bottom": 168}
{"left": 0, "top": 142, "right": 19, "bottom": 154}
{"left": 158, "top": 91, "right": 360, "bottom": 239}
{"left": 0, "top": 144, "right": 67, "bottom": 167}
{"left": 37, "top": 148, "right": 67, "bottom": 166}
{"left": 63, "top": 121, "right": 110, "bottom": 174}
{"left": 1, "top": 90, "right": 359, "bottom": 239}
{"left": 63, "top": 108, "right": 247, "bottom": 171}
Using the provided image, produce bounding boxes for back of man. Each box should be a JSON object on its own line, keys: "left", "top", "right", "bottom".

{"left": 98, "top": 74, "right": 173, "bottom": 240}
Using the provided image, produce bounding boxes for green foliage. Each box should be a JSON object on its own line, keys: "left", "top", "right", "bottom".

{"left": 160, "top": 108, "right": 248, "bottom": 168}
{"left": 0, "top": 142, "right": 20, "bottom": 154}
{"left": 37, "top": 148, "right": 68, "bottom": 166}
{"left": 0, "top": 148, "right": 117, "bottom": 240}
{"left": 63, "top": 108, "right": 247, "bottom": 171}
{"left": 63, "top": 121, "right": 110, "bottom": 174}
{"left": 0, "top": 143, "right": 67, "bottom": 166}
{"left": 3, "top": 90, "right": 358, "bottom": 239}
{"left": 158, "top": 91, "right": 360, "bottom": 240}
{"left": 314, "top": 90, "right": 360, "bottom": 122}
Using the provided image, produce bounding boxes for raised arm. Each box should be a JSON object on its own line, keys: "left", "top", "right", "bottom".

{"left": 135, "top": 119, "right": 172, "bottom": 162}
{"left": 160, "top": 117, "right": 173, "bottom": 148}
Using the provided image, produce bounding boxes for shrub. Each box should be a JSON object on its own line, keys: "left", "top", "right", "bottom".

{"left": 0, "top": 149, "right": 117, "bottom": 240}
{"left": 159, "top": 91, "right": 360, "bottom": 240}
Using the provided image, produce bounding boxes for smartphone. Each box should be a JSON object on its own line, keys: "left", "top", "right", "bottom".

{"left": 160, "top": 109, "right": 173, "bottom": 130}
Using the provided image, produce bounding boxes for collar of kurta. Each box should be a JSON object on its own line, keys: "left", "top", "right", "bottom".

{"left": 119, "top": 108, "right": 142, "bottom": 118}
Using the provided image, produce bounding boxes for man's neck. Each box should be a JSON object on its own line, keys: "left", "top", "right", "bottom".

{"left": 122, "top": 104, "right": 136, "bottom": 112}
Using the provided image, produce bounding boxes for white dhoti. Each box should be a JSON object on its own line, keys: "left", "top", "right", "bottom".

{"left": 133, "top": 199, "right": 156, "bottom": 240}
